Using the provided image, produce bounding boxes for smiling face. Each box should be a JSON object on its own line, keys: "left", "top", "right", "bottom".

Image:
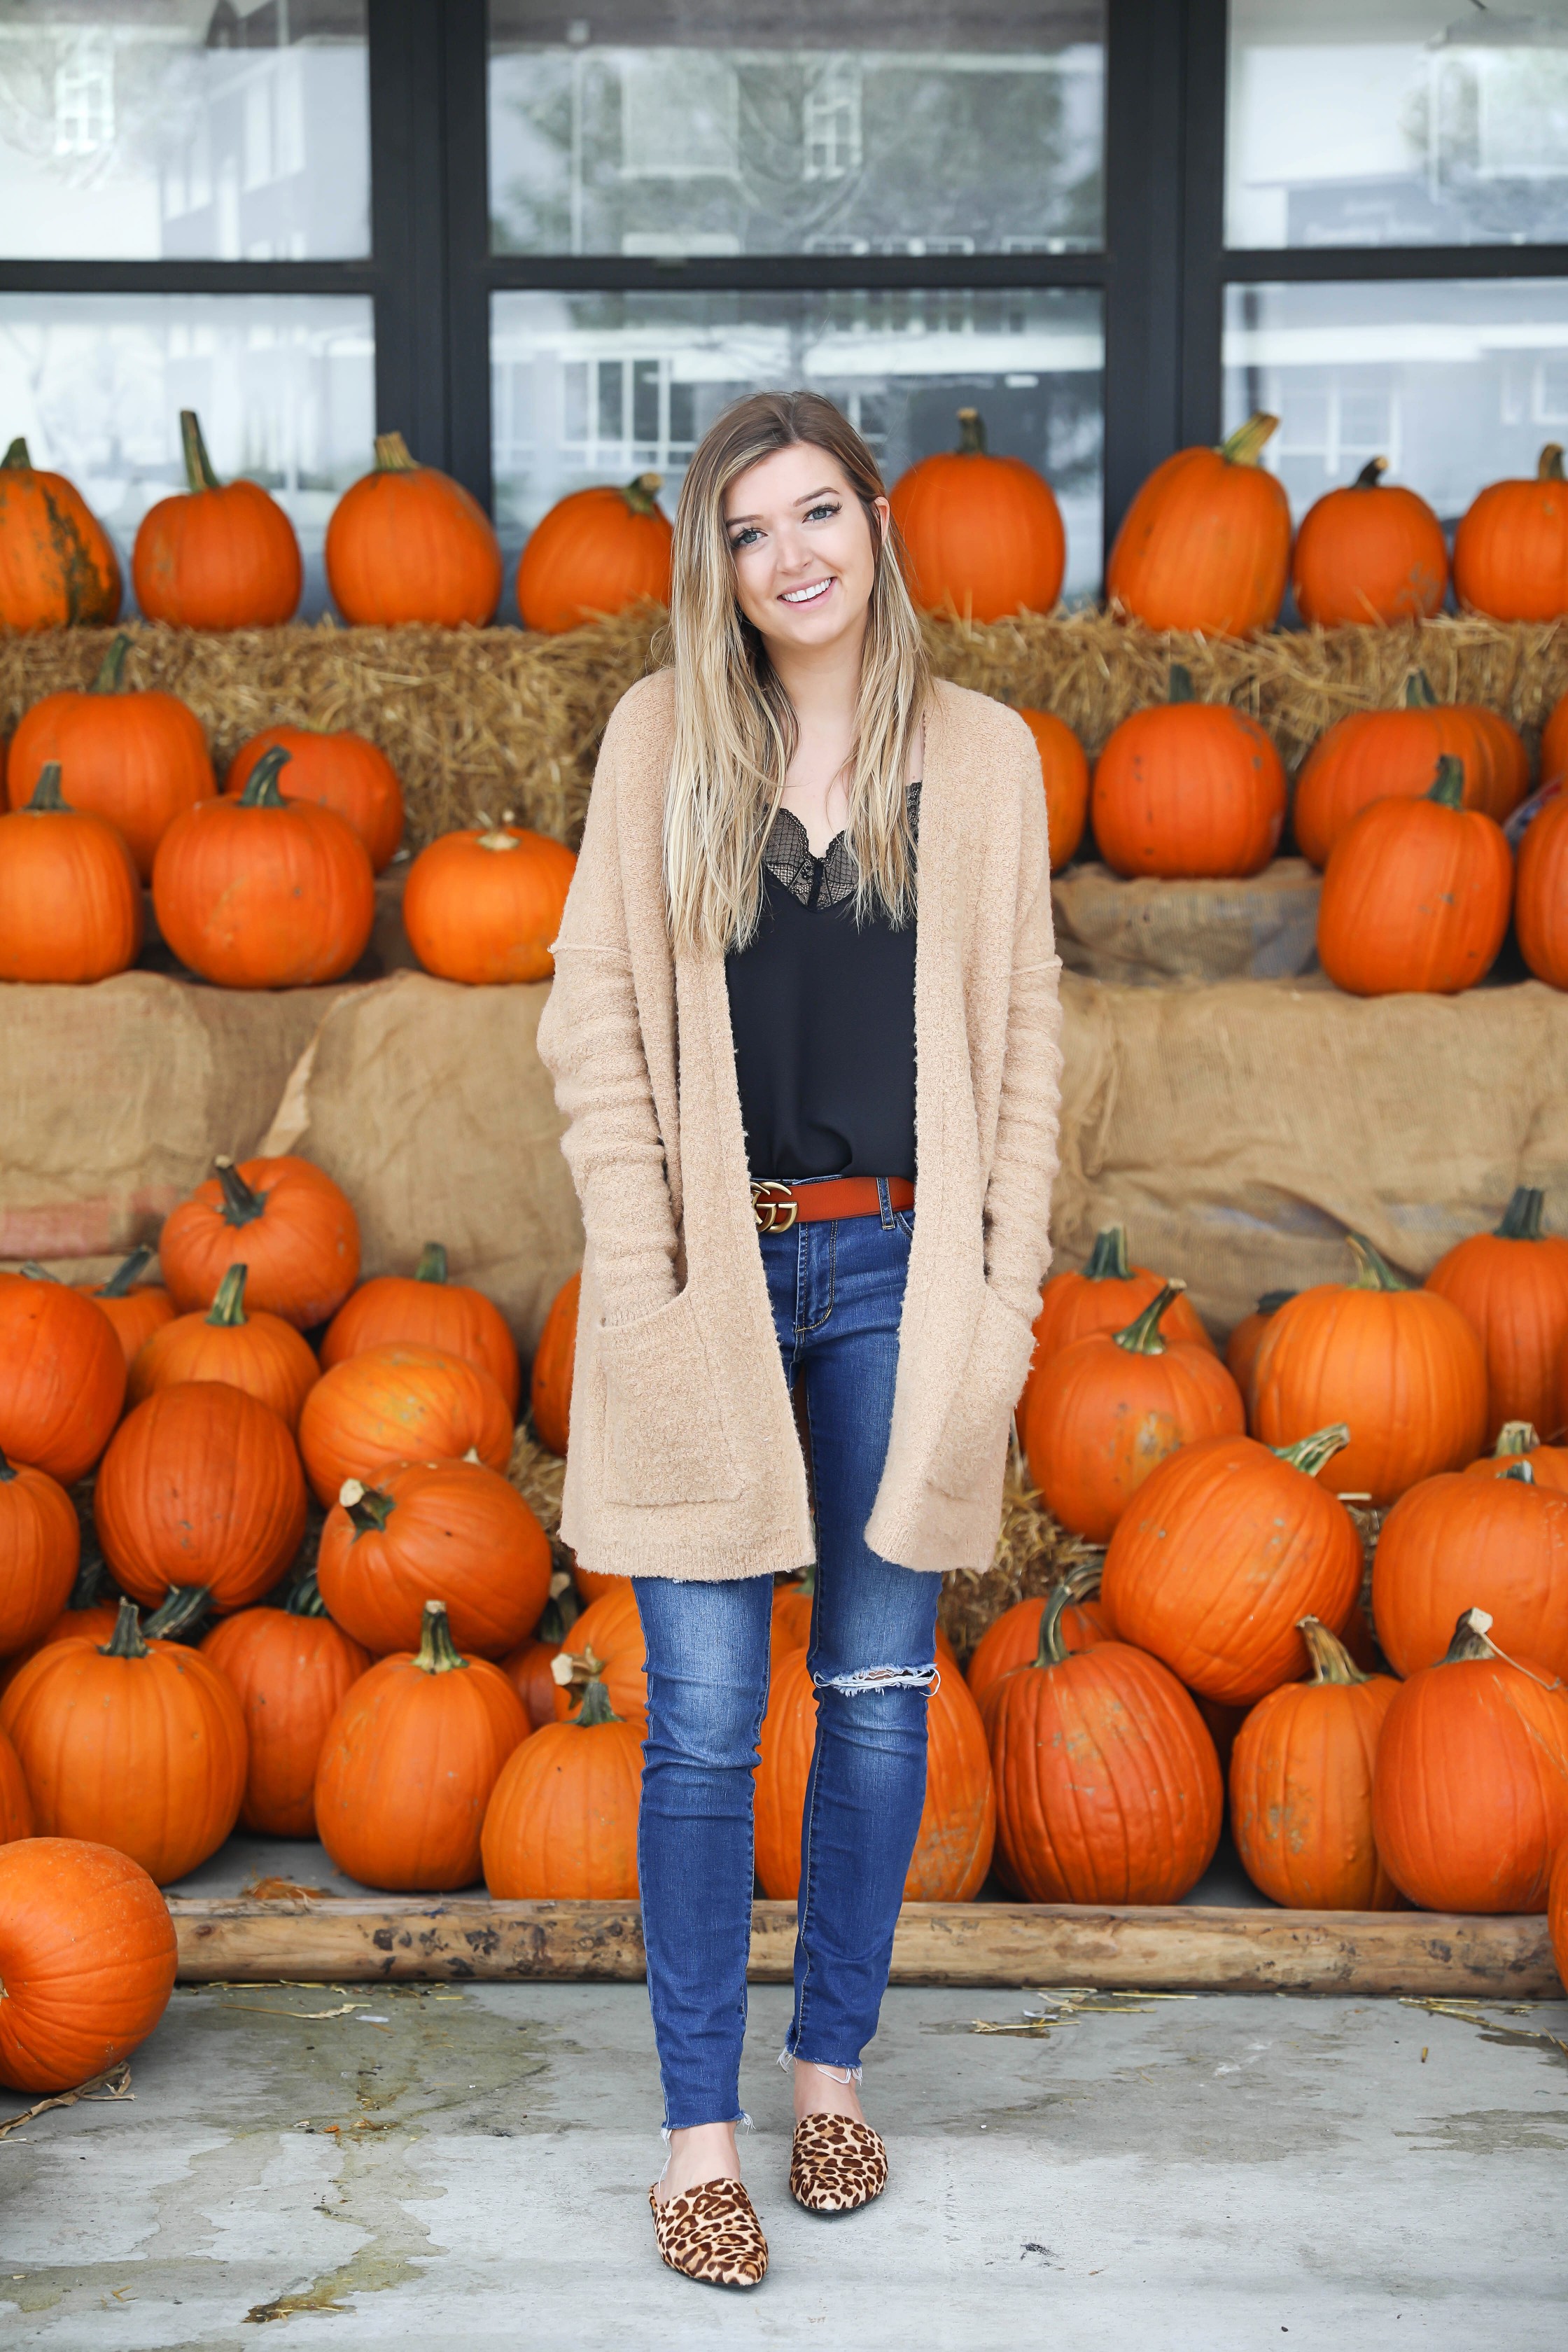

{"left": 723, "top": 441, "right": 887, "bottom": 660}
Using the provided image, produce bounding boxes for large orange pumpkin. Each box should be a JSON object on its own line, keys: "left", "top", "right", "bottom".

{"left": 980, "top": 1579, "right": 1223, "bottom": 1903}
{"left": 314, "top": 1601, "right": 528, "bottom": 1891}
{"left": 482, "top": 1662, "right": 642, "bottom": 1898}
{"left": 1021, "top": 1281, "right": 1245, "bottom": 1541}
{"left": 550, "top": 1580, "right": 648, "bottom": 1732}
{"left": 1372, "top": 1463, "right": 1568, "bottom": 1680}
{"left": 1463, "top": 1421, "right": 1568, "bottom": 1490}
{"left": 1105, "top": 413, "right": 1290, "bottom": 638}
{"left": 0, "top": 1726, "right": 31, "bottom": 1843}
{"left": 1291, "top": 458, "right": 1448, "bottom": 629}
{"left": 515, "top": 472, "right": 673, "bottom": 634}
{"left": 1371, "top": 1607, "right": 1568, "bottom": 1912}
{"left": 1102, "top": 1424, "right": 1362, "bottom": 1706}
{"left": 1026, "top": 1225, "right": 1215, "bottom": 1380}
{"left": 326, "top": 433, "right": 503, "bottom": 627}
{"left": 0, "top": 1446, "right": 79, "bottom": 1653}
{"left": 1424, "top": 1187, "right": 1568, "bottom": 1443}
{"left": 153, "top": 745, "right": 374, "bottom": 989}
{"left": 128, "top": 1264, "right": 319, "bottom": 1433}
{"left": 530, "top": 1270, "right": 580, "bottom": 1455}
{"left": 0, "top": 437, "right": 121, "bottom": 632}
{"left": 223, "top": 725, "right": 404, "bottom": 873}
{"left": 0, "top": 762, "right": 143, "bottom": 983}
{"left": 1016, "top": 706, "right": 1088, "bottom": 870}
{"left": 890, "top": 409, "right": 1064, "bottom": 623}
{"left": 1516, "top": 789, "right": 1568, "bottom": 992}
{"left": 95, "top": 1380, "right": 307, "bottom": 1615}
{"left": 0, "top": 1270, "right": 126, "bottom": 1483}
{"left": 964, "top": 1562, "right": 1114, "bottom": 1714}
{"left": 1453, "top": 443, "right": 1568, "bottom": 622}
{"left": 1293, "top": 676, "right": 1527, "bottom": 869}
{"left": 298, "top": 1343, "right": 514, "bottom": 1507}
{"left": 1224, "top": 1289, "right": 1295, "bottom": 1418}
{"left": 321, "top": 1242, "right": 520, "bottom": 1415}
{"left": 8, "top": 635, "right": 213, "bottom": 881}
{"left": 317, "top": 1458, "right": 550, "bottom": 1660}
{"left": 1252, "top": 1234, "right": 1488, "bottom": 1504}
{"left": 755, "top": 1642, "right": 995, "bottom": 1903}
{"left": 76, "top": 1247, "right": 176, "bottom": 1366}
{"left": 200, "top": 1595, "right": 370, "bottom": 1837}
{"left": 0, "top": 1598, "right": 247, "bottom": 1884}
{"left": 133, "top": 411, "right": 300, "bottom": 629}
{"left": 1317, "top": 758, "right": 1513, "bottom": 998}
{"left": 1229, "top": 1617, "right": 1400, "bottom": 1910}
{"left": 0, "top": 1838, "right": 176, "bottom": 2095}
{"left": 402, "top": 821, "right": 578, "bottom": 986}
{"left": 1091, "top": 668, "right": 1286, "bottom": 880}
{"left": 160, "top": 1154, "right": 360, "bottom": 1330}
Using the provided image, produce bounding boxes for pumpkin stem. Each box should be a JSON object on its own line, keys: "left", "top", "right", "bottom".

{"left": 90, "top": 633, "right": 132, "bottom": 695}
{"left": 26, "top": 763, "right": 69, "bottom": 813}
{"left": 374, "top": 431, "right": 419, "bottom": 472}
{"left": 1494, "top": 1187, "right": 1545, "bottom": 1242}
{"left": 338, "top": 1477, "right": 395, "bottom": 1536}
{"left": 476, "top": 827, "right": 521, "bottom": 852}
{"left": 955, "top": 407, "right": 987, "bottom": 456}
{"left": 1346, "top": 1234, "right": 1412, "bottom": 1292}
{"left": 1501, "top": 1460, "right": 1536, "bottom": 1485}
{"left": 1033, "top": 1561, "right": 1104, "bottom": 1670}
{"left": 1273, "top": 1422, "right": 1352, "bottom": 1480}
{"left": 99, "top": 1597, "right": 150, "bottom": 1660}
{"left": 95, "top": 1245, "right": 155, "bottom": 1298}
{"left": 206, "top": 1264, "right": 250, "bottom": 1327}
{"left": 288, "top": 1568, "right": 327, "bottom": 1616}
{"left": 1493, "top": 1420, "right": 1539, "bottom": 1456}
{"left": 68, "top": 1552, "right": 112, "bottom": 1610}
{"left": 144, "top": 1584, "right": 213, "bottom": 1639}
{"left": 1298, "top": 1616, "right": 1368, "bottom": 1686}
{"left": 181, "top": 410, "right": 222, "bottom": 493}
{"left": 0, "top": 1446, "right": 13, "bottom": 1484}
{"left": 1427, "top": 755, "right": 1466, "bottom": 811}
{"left": 1404, "top": 671, "right": 1440, "bottom": 710}
{"left": 237, "top": 745, "right": 292, "bottom": 808}
{"left": 536, "top": 1567, "right": 582, "bottom": 1646}
{"left": 214, "top": 1156, "right": 265, "bottom": 1228}
{"left": 1352, "top": 456, "right": 1389, "bottom": 489}
{"left": 415, "top": 1242, "right": 449, "bottom": 1284}
{"left": 1539, "top": 444, "right": 1566, "bottom": 482}
{"left": 1441, "top": 1606, "right": 1499, "bottom": 1665}
{"left": 3, "top": 436, "right": 29, "bottom": 468}
{"left": 573, "top": 1662, "right": 621, "bottom": 1727}
{"left": 412, "top": 1599, "right": 468, "bottom": 1674}
{"left": 1084, "top": 1225, "right": 1132, "bottom": 1282}
{"left": 1257, "top": 1288, "right": 1296, "bottom": 1316}
{"left": 1112, "top": 1280, "right": 1185, "bottom": 1357}
{"left": 1219, "top": 412, "right": 1279, "bottom": 466}
{"left": 19, "top": 1261, "right": 60, "bottom": 1282}
{"left": 1168, "top": 663, "right": 1196, "bottom": 706}
{"left": 621, "top": 472, "right": 664, "bottom": 517}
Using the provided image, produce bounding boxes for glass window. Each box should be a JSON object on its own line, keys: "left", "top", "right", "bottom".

{"left": 0, "top": 293, "right": 374, "bottom": 617}
{"left": 0, "top": 4, "right": 370, "bottom": 261}
{"left": 1228, "top": 0, "right": 1568, "bottom": 249}
{"left": 491, "top": 285, "right": 1104, "bottom": 602}
{"left": 1222, "top": 278, "right": 1568, "bottom": 523}
{"left": 488, "top": 4, "right": 1105, "bottom": 258}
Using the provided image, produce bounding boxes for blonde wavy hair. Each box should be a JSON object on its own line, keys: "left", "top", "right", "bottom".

{"left": 662, "top": 391, "right": 930, "bottom": 956}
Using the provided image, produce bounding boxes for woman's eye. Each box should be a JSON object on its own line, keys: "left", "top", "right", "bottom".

{"left": 729, "top": 526, "right": 762, "bottom": 550}
{"left": 806, "top": 503, "right": 840, "bottom": 523}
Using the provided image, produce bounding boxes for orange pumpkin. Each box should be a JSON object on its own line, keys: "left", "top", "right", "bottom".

{"left": 95, "top": 1380, "right": 307, "bottom": 1616}
{"left": 1252, "top": 1234, "right": 1488, "bottom": 1505}
{"left": 132, "top": 411, "right": 300, "bottom": 630}
{"left": 1091, "top": 668, "right": 1287, "bottom": 880}
{"left": 964, "top": 1562, "right": 1114, "bottom": 1713}
{"left": 1021, "top": 1281, "right": 1245, "bottom": 1542}
{"left": 160, "top": 1154, "right": 360, "bottom": 1330}
{"left": 0, "top": 762, "right": 142, "bottom": 983}
{"left": 1293, "top": 676, "right": 1527, "bottom": 869}
{"left": 550, "top": 1580, "right": 647, "bottom": 1732}
{"left": 1016, "top": 706, "right": 1088, "bottom": 870}
{"left": 8, "top": 635, "right": 213, "bottom": 881}
{"left": 0, "top": 1598, "right": 247, "bottom": 1884}
{"left": 1316, "top": 757, "right": 1513, "bottom": 997}
{"left": 1551, "top": 1841, "right": 1568, "bottom": 2003}
{"left": 482, "top": 1661, "right": 642, "bottom": 1898}
{"left": 1224, "top": 1289, "right": 1296, "bottom": 1418}
{"left": 1291, "top": 458, "right": 1448, "bottom": 629}
{"left": 1541, "top": 688, "right": 1568, "bottom": 790}
{"left": 1453, "top": 443, "right": 1568, "bottom": 622}
{"left": 515, "top": 472, "right": 673, "bottom": 634}
{"left": 980, "top": 1578, "right": 1223, "bottom": 1903}
{"left": 128, "top": 1264, "right": 319, "bottom": 1433}
{"left": 1424, "top": 1188, "right": 1568, "bottom": 1443}
{"left": 298, "top": 1342, "right": 513, "bottom": 1506}
{"left": 0, "top": 1445, "right": 79, "bottom": 1653}
{"left": 1463, "top": 1421, "right": 1568, "bottom": 1489}
{"left": 499, "top": 1575, "right": 582, "bottom": 1731}
{"left": 0, "top": 1552, "right": 125, "bottom": 1702}
{"left": 890, "top": 409, "right": 1064, "bottom": 623}
{"left": 0, "top": 1270, "right": 126, "bottom": 1483}
{"left": 1026, "top": 1226, "right": 1215, "bottom": 1381}
{"left": 321, "top": 1242, "right": 520, "bottom": 1416}
{"left": 317, "top": 1457, "right": 550, "bottom": 1660}
{"left": 153, "top": 745, "right": 374, "bottom": 988}
{"left": 0, "top": 1838, "right": 176, "bottom": 2095}
{"left": 326, "top": 433, "right": 503, "bottom": 627}
{"left": 402, "top": 821, "right": 578, "bottom": 986}
{"left": 1102, "top": 1425, "right": 1362, "bottom": 1707}
{"left": 1372, "top": 1463, "right": 1568, "bottom": 1681}
{"left": 1371, "top": 1608, "right": 1568, "bottom": 1912}
{"left": 1105, "top": 413, "right": 1290, "bottom": 638}
{"left": 531, "top": 1270, "right": 580, "bottom": 1455}
{"left": 223, "top": 725, "right": 404, "bottom": 873}
{"left": 314, "top": 1600, "right": 528, "bottom": 1891}
{"left": 1229, "top": 1617, "right": 1400, "bottom": 1910}
{"left": 76, "top": 1248, "right": 176, "bottom": 1366}
{"left": 200, "top": 1595, "right": 370, "bottom": 1837}
{"left": 0, "top": 1726, "right": 31, "bottom": 1843}
{"left": 0, "top": 436, "right": 121, "bottom": 632}
{"left": 1516, "top": 789, "right": 1568, "bottom": 992}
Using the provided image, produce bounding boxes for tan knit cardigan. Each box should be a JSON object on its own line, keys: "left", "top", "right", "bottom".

{"left": 535, "top": 669, "right": 1063, "bottom": 1582}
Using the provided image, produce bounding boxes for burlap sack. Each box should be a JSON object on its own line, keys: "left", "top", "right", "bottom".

{"left": 1052, "top": 859, "right": 1322, "bottom": 986}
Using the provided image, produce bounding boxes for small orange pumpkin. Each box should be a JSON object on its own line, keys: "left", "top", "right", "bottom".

{"left": 321, "top": 1242, "right": 520, "bottom": 1416}
{"left": 0, "top": 1270, "right": 127, "bottom": 1483}
{"left": 1224, "top": 1288, "right": 1296, "bottom": 1419}
{"left": 402, "top": 820, "right": 578, "bottom": 986}
{"left": 0, "top": 436, "right": 121, "bottom": 631}
{"left": 0, "top": 762, "right": 143, "bottom": 983}
{"left": 1316, "top": 757, "right": 1513, "bottom": 998}
{"left": 127, "top": 1264, "right": 319, "bottom": 1434}
{"left": 1291, "top": 458, "right": 1448, "bottom": 628}
{"left": 516, "top": 472, "right": 673, "bottom": 634}
{"left": 964, "top": 1562, "right": 1114, "bottom": 1714}
{"left": 890, "top": 409, "right": 1064, "bottom": 623}
{"left": 132, "top": 411, "right": 302, "bottom": 630}
{"left": 1017, "top": 706, "right": 1088, "bottom": 870}
{"left": 1026, "top": 1225, "right": 1215, "bottom": 1382}
{"left": 1424, "top": 1188, "right": 1568, "bottom": 1443}
{"left": 317, "top": 1458, "right": 551, "bottom": 1659}
{"left": 1091, "top": 666, "right": 1286, "bottom": 880}
{"left": 550, "top": 1581, "right": 647, "bottom": 1732}
{"left": 76, "top": 1248, "right": 176, "bottom": 1366}
{"left": 1516, "top": 790, "right": 1568, "bottom": 992}
{"left": 498, "top": 1576, "right": 582, "bottom": 1731}
{"left": 0, "top": 1727, "right": 31, "bottom": 1844}
{"left": 223, "top": 725, "right": 404, "bottom": 873}
{"left": 326, "top": 433, "right": 503, "bottom": 627}
{"left": 1105, "top": 413, "right": 1290, "bottom": 638}
{"left": 160, "top": 1154, "right": 360, "bottom": 1331}
{"left": 0, "top": 1445, "right": 79, "bottom": 1654}
{"left": 94, "top": 1379, "right": 309, "bottom": 1616}
{"left": 0, "top": 1838, "right": 177, "bottom": 2096}
{"left": 297, "top": 1342, "right": 514, "bottom": 1506}
{"left": 200, "top": 1593, "right": 370, "bottom": 1838}
{"left": 1372, "top": 1462, "right": 1568, "bottom": 1681}
{"left": 530, "top": 1270, "right": 580, "bottom": 1455}
{"left": 1293, "top": 674, "right": 1527, "bottom": 869}
{"left": 1229, "top": 1617, "right": 1401, "bottom": 1910}
{"left": 482, "top": 1660, "right": 641, "bottom": 1898}
{"left": 1462, "top": 1421, "right": 1568, "bottom": 1490}
{"left": 8, "top": 634, "right": 214, "bottom": 881}
{"left": 1453, "top": 443, "right": 1568, "bottom": 622}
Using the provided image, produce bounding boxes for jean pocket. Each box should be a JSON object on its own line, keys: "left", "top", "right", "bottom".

{"left": 598, "top": 1290, "right": 742, "bottom": 1507}
{"left": 927, "top": 1283, "right": 1036, "bottom": 1501}
{"left": 892, "top": 1209, "right": 916, "bottom": 1239}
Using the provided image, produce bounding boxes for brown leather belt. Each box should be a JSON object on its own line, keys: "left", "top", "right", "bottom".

{"left": 750, "top": 1177, "right": 914, "bottom": 1233}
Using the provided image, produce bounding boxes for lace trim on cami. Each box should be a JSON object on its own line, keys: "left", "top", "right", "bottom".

{"left": 761, "top": 781, "right": 921, "bottom": 911}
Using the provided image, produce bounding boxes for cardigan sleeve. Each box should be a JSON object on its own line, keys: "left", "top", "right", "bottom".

{"left": 981, "top": 750, "right": 1064, "bottom": 1326}
{"left": 535, "top": 723, "right": 682, "bottom": 1326}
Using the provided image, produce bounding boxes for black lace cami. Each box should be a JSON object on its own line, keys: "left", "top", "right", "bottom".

{"left": 724, "top": 786, "right": 918, "bottom": 1183}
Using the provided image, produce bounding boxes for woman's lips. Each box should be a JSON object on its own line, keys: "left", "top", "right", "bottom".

{"left": 779, "top": 576, "right": 835, "bottom": 606}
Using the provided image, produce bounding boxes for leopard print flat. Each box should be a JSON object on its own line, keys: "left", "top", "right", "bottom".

{"left": 648, "top": 2178, "right": 769, "bottom": 2288}
{"left": 790, "top": 2113, "right": 889, "bottom": 2214}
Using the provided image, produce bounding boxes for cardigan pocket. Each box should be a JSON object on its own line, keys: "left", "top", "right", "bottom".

{"left": 927, "top": 1282, "right": 1037, "bottom": 1501}
{"left": 597, "top": 1289, "right": 742, "bottom": 1506}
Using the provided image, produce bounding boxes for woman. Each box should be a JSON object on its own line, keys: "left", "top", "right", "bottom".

{"left": 536, "top": 391, "right": 1062, "bottom": 2289}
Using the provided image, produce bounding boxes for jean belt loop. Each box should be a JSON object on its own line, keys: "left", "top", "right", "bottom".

{"left": 877, "top": 1177, "right": 893, "bottom": 1228}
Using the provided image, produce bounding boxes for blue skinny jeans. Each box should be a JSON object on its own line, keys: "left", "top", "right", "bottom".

{"left": 634, "top": 1194, "right": 942, "bottom": 2133}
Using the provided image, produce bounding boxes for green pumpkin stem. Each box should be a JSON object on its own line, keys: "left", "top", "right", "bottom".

{"left": 214, "top": 1156, "right": 265, "bottom": 1227}
{"left": 96, "top": 1245, "right": 155, "bottom": 1298}
{"left": 99, "top": 1597, "right": 150, "bottom": 1660}
{"left": 1493, "top": 1420, "right": 1539, "bottom": 1457}
{"left": 181, "top": 410, "right": 222, "bottom": 493}
{"left": 412, "top": 1599, "right": 468, "bottom": 1674}
{"left": 1346, "top": 1235, "right": 1412, "bottom": 1292}
{"left": 1298, "top": 1616, "right": 1368, "bottom": 1686}
{"left": 237, "top": 745, "right": 292, "bottom": 808}
{"left": 1168, "top": 663, "right": 1196, "bottom": 706}
{"left": 339, "top": 1478, "right": 395, "bottom": 1536}
{"left": 415, "top": 1242, "right": 449, "bottom": 1284}
{"left": 1219, "top": 412, "right": 1279, "bottom": 466}
{"left": 1033, "top": 1559, "right": 1104, "bottom": 1670}
{"left": 288, "top": 1569, "right": 327, "bottom": 1617}
{"left": 1441, "top": 1606, "right": 1499, "bottom": 1665}
{"left": 68, "top": 1552, "right": 112, "bottom": 1610}
{"left": 1428, "top": 755, "right": 1466, "bottom": 811}
{"left": 1112, "top": 1280, "right": 1185, "bottom": 1357}
{"left": 26, "top": 763, "right": 69, "bottom": 813}
{"left": 1084, "top": 1225, "right": 1132, "bottom": 1282}
{"left": 1404, "top": 671, "right": 1440, "bottom": 710}
{"left": 536, "top": 1566, "right": 582, "bottom": 1646}
{"left": 1495, "top": 1187, "right": 1545, "bottom": 1242}
{"left": 144, "top": 1584, "right": 213, "bottom": 1639}
{"left": 19, "top": 1261, "right": 60, "bottom": 1282}
{"left": 622, "top": 472, "right": 664, "bottom": 517}
{"left": 1257, "top": 1288, "right": 1296, "bottom": 1316}
{"left": 90, "top": 634, "right": 132, "bottom": 695}
{"left": 3, "top": 437, "right": 29, "bottom": 469}
{"left": 1273, "top": 1422, "right": 1351, "bottom": 1480}
{"left": 374, "top": 431, "right": 419, "bottom": 472}
{"left": 574, "top": 1667, "right": 620, "bottom": 1726}
{"left": 955, "top": 407, "right": 987, "bottom": 456}
{"left": 1352, "top": 457, "right": 1388, "bottom": 490}
{"left": 1540, "top": 445, "right": 1566, "bottom": 483}
{"left": 206, "top": 1264, "right": 249, "bottom": 1327}
{"left": 1501, "top": 1460, "right": 1536, "bottom": 1485}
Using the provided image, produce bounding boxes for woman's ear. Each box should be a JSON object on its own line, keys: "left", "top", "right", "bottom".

{"left": 874, "top": 495, "right": 891, "bottom": 543}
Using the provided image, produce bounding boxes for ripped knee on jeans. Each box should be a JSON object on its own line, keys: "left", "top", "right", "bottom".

{"left": 812, "top": 1660, "right": 939, "bottom": 1696}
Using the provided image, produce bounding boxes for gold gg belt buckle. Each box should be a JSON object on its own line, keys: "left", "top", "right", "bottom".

{"left": 750, "top": 1180, "right": 799, "bottom": 1233}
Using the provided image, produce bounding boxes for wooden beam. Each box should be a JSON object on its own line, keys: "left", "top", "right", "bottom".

{"left": 166, "top": 1896, "right": 1561, "bottom": 1998}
